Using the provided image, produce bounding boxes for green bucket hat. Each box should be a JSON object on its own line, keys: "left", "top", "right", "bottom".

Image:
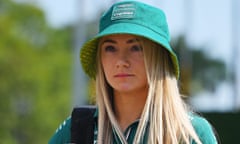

{"left": 80, "top": 0, "right": 179, "bottom": 78}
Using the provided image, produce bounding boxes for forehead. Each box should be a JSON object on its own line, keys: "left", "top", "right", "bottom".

{"left": 99, "top": 34, "right": 140, "bottom": 44}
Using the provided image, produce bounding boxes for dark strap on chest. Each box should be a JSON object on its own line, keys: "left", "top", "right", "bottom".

{"left": 70, "top": 106, "right": 96, "bottom": 144}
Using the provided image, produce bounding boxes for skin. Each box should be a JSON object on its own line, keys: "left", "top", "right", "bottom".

{"left": 99, "top": 34, "right": 149, "bottom": 131}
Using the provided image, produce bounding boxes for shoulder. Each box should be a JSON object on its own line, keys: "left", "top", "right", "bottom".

{"left": 48, "top": 117, "right": 71, "bottom": 144}
{"left": 190, "top": 114, "right": 218, "bottom": 144}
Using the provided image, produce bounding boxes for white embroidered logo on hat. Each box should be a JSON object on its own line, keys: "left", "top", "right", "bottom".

{"left": 111, "top": 3, "right": 136, "bottom": 20}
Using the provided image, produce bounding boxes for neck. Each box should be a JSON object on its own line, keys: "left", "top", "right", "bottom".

{"left": 113, "top": 88, "right": 148, "bottom": 131}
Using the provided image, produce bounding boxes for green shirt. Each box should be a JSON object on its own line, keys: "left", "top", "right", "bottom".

{"left": 49, "top": 112, "right": 218, "bottom": 144}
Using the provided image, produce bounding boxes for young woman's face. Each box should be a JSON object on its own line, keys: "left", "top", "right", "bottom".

{"left": 100, "top": 34, "right": 148, "bottom": 94}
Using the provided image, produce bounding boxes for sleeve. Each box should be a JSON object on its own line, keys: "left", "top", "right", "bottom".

{"left": 48, "top": 117, "right": 71, "bottom": 144}
{"left": 191, "top": 115, "right": 218, "bottom": 144}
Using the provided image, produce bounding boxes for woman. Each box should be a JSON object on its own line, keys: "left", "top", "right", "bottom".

{"left": 49, "top": 1, "right": 218, "bottom": 143}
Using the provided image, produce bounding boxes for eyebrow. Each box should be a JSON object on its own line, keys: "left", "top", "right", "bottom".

{"left": 126, "top": 38, "right": 140, "bottom": 44}
{"left": 100, "top": 38, "right": 140, "bottom": 44}
{"left": 101, "top": 39, "right": 116, "bottom": 44}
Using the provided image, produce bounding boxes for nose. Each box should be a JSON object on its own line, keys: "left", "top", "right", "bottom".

{"left": 116, "top": 51, "right": 130, "bottom": 68}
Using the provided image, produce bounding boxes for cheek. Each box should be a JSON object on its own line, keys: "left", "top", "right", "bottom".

{"left": 101, "top": 63, "right": 113, "bottom": 86}
{"left": 135, "top": 58, "right": 145, "bottom": 70}
{"left": 101, "top": 57, "right": 113, "bottom": 76}
{"left": 136, "top": 59, "right": 147, "bottom": 77}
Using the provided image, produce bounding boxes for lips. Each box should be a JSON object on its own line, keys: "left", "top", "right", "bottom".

{"left": 114, "top": 73, "right": 134, "bottom": 77}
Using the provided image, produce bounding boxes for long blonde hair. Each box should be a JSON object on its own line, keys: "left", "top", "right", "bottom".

{"left": 95, "top": 36, "right": 202, "bottom": 144}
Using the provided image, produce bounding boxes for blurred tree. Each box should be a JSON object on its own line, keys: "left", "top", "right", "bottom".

{"left": 172, "top": 35, "right": 226, "bottom": 96}
{"left": 0, "top": 0, "right": 72, "bottom": 143}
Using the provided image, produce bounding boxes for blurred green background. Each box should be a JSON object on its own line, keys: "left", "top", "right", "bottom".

{"left": 0, "top": 0, "right": 239, "bottom": 143}
{"left": 0, "top": 0, "right": 72, "bottom": 143}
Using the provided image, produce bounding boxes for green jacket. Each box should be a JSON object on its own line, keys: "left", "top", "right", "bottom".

{"left": 49, "top": 112, "right": 218, "bottom": 144}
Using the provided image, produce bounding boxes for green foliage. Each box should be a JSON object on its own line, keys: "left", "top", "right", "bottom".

{"left": 0, "top": 0, "right": 72, "bottom": 143}
{"left": 172, "top": 35, "right": 226, "bottom": 95}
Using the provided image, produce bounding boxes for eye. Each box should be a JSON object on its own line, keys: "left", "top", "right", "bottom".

{"left": 131, "top": 45, "right": 142, "bottom": 52}
{"left": 103, "top": 45, "right": 116, "bottom": 52}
